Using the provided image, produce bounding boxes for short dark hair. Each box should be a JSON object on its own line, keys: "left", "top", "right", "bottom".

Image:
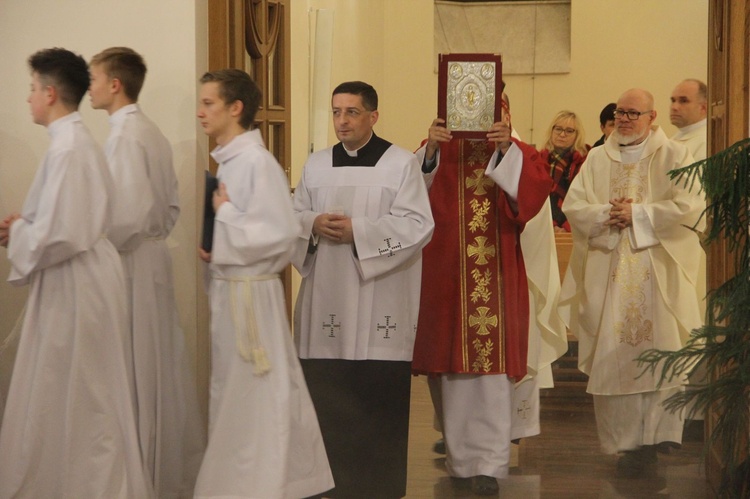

{"left": 200, "top": 69, "right": 261, "bottom": 129}
{"left": 90, "top": 47, "right": 147, "bottom": 101}
{"left": 332, "top": 81, "right": 378, "bottom": 111}
{"left": 599, "top": 103, "right": 617, "bottom": 126}
{"left": 28, "top": 48, "right": 89, "bottom": 109}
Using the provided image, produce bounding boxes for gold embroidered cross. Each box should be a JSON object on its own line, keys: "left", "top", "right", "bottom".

{"left": 467, "top": 236, "right": 496, "bottom": 265}
{"left": 469, "top": 306, "right": 498, "bottom": 336}
{"left": 465, "top": 169, "right": 494, "bottom": 196}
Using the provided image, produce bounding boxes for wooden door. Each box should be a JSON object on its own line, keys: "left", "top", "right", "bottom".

{"left": 706, "top": 0, "right": 750, "bottom": 491}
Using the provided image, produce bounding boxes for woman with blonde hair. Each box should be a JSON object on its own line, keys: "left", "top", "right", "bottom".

{"left": 540, "top": 110, "right": 589, "bottom": 231}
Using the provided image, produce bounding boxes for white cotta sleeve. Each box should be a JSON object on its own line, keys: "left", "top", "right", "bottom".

{"left": 414, "top": 143, "right": 440, "bottom": 191}
{"left": 351, "top": 155, "right": 435, "bottom": 281}
{"left": 211, "top": 157, "right": 299, "bottom": 267}
{"left": 290, "top": 166, "right": 320, "bottom": 276}
{"left": 8, "top": 148, "right": 109, "bottom": 284}
{"left": 485, "top": 143, "right": 522, "bottom": 201}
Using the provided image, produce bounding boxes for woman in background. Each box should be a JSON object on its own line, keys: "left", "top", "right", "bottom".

{"left": 539, "top": 111, "right": 589, "bottom": 232}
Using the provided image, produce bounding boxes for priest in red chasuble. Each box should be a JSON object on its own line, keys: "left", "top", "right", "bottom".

{"left": 412, "top": 92, "right": 552, "bottom": 495}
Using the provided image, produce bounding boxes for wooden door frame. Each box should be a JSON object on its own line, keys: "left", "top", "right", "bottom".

{"left": 706, "top": 0, "right": 750, "bottom": 492}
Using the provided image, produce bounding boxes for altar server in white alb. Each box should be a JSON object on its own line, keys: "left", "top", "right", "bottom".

{"left": 0, "top": 47, "right": 153, "bottom": 498}
{"left": 193, "top": 68, "right": 333, "bottom": 499}
{"left": 292, "top": 80, "right": 434, "bottom": 498}
{"left": 88, "top": 46, "right": 205, "bottom": 497}
{"left": 559, "top": 88, "right": 705, "bottom": 478}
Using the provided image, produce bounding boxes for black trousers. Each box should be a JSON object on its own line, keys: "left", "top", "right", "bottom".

{"left": 300, "top": 359, "right": 412, "bottom": 499}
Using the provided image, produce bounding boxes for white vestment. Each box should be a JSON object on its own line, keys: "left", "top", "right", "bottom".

{"left": 559, "top": 126, "right": 705, "bottom": 451}
{"left": 671, "top": 118, "right": 707, "bottom": 161}
{"left": 194, "top": 130, "right": 333, "bottom": 499}
{"left": 0, "top": 112, "right": 153, "bottom": 498}
{"left": 671, "top": 119, "right": 708, "bottom": 421}
{"left": 512, "top": 200, "right": 568, "bottom": 439}
{"left": 292, "top": 137, "right": 434, "bottom": 361}
{"left": 105, "top": 104, "right": 205, "bottom": 497}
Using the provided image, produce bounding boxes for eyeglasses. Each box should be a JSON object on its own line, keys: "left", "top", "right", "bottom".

{"left": 552, "top": 126, "right": 576, "bottom": 135}
{"left": 613, "top": 109, "right": 652, "bottom": 120}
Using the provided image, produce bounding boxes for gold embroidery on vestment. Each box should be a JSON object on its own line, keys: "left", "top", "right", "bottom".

{"left": 472, "top": 338, "right": 494, "bottom": 372}
{"left": 469, "top": 306, "right": 498, "bottom": 336}
{"left": 465, "top": 169, "right": 494, "bottom": 196}
{"left": 610, "top": 161, "right": 653, "bottom": 346}
{"left": 467, "top": 236, "right": 496, "bottom": 265}
{"left": 468, "top": 198, "right": 491, "bottom": 232}
{"left": 470, "top": 268, "right": 493, "bottom": 303}
{"left": 613, "top": 238, "right": 653, "bottom": 346}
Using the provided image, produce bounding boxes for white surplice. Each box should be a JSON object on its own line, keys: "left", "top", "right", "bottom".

{"left": 194, "top": 130, "right": 333, "bottom": 499}
{"left": 105, "top": 104, "right": 205, "bottom": 497}
{"left": 0, "top": 112, "right": 153, "bottom": 498}
{"left": 292, "top": 139, "right": 434, "bottom": 361}
{"left": 671, "top": 118, "right": 707, "bottom": 162}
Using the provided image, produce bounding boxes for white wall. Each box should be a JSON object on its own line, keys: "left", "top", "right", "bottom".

{"left": 0, "top": 0, "right": 209, "bottom": 417}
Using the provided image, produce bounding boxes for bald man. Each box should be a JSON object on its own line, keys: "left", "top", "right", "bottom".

{"left": 670, "top": 79, "right": 707, "bottom": 160}
{"left": 559, "top": 88, "right": 705, "bottom": 478}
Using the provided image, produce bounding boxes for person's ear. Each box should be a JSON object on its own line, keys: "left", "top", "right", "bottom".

{"left": 229, "top": 99, "right": 244, "bottom": 119}
{"left": 370, "top": 109, "right": 379, "bottom": 126}
{"left": 111, "top": 78, "right": 123, "bottom": 95}
{"left": 45, "top": 85, "right": 58, "bottom": 106}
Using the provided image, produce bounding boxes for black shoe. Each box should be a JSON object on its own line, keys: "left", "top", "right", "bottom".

{"left": 432, "top": 438, "right": 446, "bottom": 454}
{"left": 449, "top": 476, "right": 471, "bottom": 490}
{"left": 616, "top": 446, "right": 657, "bottom": 478}
{"left": 471, "top": 475, "right": 499, "bottom": 496}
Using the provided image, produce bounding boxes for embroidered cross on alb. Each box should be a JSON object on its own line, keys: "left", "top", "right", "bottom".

{"left": 377, "top": 315, "right": 397, "bottom": 339}
{"left": 323, "top": 314, "right": 341, "bottom": 338}
{"left": 378, "top": 237, "right": 402, "bottom": 257}
{"left": 517, "top": 399, "right": 531, "bottom": 419}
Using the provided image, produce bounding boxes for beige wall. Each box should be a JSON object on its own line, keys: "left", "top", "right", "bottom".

{"left": 0, "top": 0, "right": 209, "bottom": 418}
{"left": 290, "top": 0, "right": 707, "bottom": 163}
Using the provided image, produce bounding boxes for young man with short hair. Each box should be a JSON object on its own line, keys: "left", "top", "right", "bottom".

{"left": 0, "top": 47, "right": 152, "bottom": 498}
{"left": 193, "top": 68, "right": 333, "bottom": 499}
{"left": 89, "top": 46, "right": 205, "bottom": 497}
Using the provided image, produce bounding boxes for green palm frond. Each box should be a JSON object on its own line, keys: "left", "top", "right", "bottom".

{"left": 638, "top": 138, "right": 750, "bottom": 498}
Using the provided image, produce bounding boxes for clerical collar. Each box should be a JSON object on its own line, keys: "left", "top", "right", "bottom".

{"left": 343, "top": 132, "right": 374, "bottom": 156}
{"left": 332, "top": 133, "right": 392, "bottom": 167}
{"left": 619, "top": 131, "right": 650, "bottom": 163}
{"left": 678, "top": 118, "right": 707, "bottom": 135}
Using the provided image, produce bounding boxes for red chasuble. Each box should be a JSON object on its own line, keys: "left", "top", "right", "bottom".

{"left": 412, "top": 138, "right": 551, "bottom": 379}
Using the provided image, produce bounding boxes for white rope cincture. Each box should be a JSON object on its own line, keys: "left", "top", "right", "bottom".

{"left": 216, "top": 274, "right": 276, "bottom": 376}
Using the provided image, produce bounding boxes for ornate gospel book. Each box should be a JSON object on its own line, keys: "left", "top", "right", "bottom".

{"left": 438, "top": 53, "right": 503, "bottom": 139}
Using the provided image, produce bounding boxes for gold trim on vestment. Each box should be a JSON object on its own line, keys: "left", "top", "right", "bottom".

{"left": 457, "top": 139, "right": 505, "bottom": 372}
{"left": 609, "top": 162, "right": 653, "bottom": 347}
